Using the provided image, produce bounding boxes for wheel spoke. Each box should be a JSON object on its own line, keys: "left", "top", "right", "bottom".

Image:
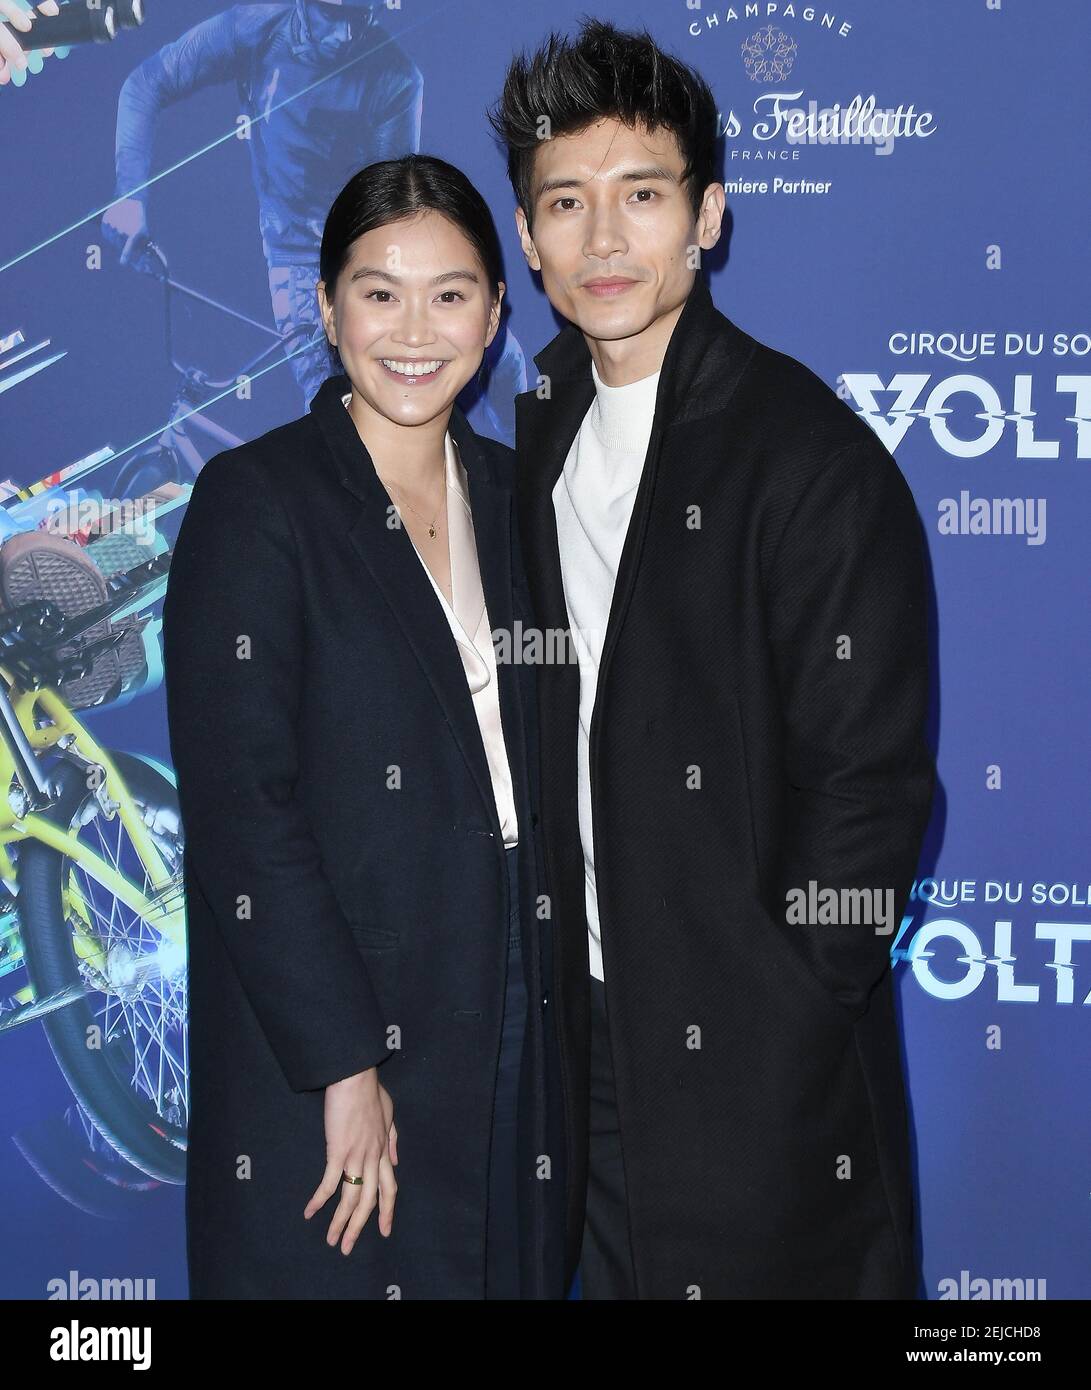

{"left": 64, "top": 776, "right": 187, "bottom": 1130}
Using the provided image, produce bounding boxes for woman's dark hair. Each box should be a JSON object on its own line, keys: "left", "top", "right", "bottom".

{"left": 486, "top": 17, "right": 718, "bottom": 234}
{"left": 319, "top": 154, "right": 505, "bottom": 377}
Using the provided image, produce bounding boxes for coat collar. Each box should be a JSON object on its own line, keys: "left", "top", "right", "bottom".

{"left": 308, "top": 372, "right": 522, "bottom": 848}
{"left": 513, "top": 276, "right": 757, "bottom": 719}
{"left": 528, "top": 274, "right": 755, "bottom": 430}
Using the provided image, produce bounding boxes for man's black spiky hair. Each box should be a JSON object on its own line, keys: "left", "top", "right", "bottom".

{"left": 486, "top": 16, "right": 718, "bottom": 232}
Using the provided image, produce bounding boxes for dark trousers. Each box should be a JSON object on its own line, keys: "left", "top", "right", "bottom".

{"left": 580, "top": 974, "right": 639, "bottom": 1299}
{"left": 484, "top": 844, "right": 526, "bottom": 1298}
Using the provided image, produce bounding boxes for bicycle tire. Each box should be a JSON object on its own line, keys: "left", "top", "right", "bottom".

{"left": 18, "top": 751, "right": 187, "bottom": 1183}
{"left": 111, "top": 446, "right": 184, "bottom": 501}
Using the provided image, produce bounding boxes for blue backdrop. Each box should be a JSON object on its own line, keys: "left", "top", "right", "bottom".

{"left": 1, "top": 0, "right": 1088, "bottom": 1301}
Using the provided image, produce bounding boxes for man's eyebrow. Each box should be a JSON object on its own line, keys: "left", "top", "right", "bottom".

{"left": 348, "top": 267, "right": 480, "bottom": 284}
{"left": 536, "top": 165, "right": 680, "bottom": 200}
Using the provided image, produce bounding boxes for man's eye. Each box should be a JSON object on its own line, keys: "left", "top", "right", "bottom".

{"left": 551, "top": 190, "right": 657, "bottom": 210}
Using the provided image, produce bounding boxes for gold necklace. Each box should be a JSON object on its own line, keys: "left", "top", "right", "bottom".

{"left": 345, "top": 387, "right": 451, "bottom": 540}
{"left": 381, "top": 475, "right": 446, "bottom": 539}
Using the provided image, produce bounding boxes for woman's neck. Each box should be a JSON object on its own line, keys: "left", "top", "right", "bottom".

{"left": 345, "top": 388, "right": 449, "bottom": 493}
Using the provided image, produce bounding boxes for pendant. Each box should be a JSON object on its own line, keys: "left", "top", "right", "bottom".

{"left": 428, "top": 524, "right": 436, "bottom": 539}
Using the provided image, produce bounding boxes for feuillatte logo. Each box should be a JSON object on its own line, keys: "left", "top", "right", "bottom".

{"left": 686, "top": 4, "right": 936, "bottom": 176}
{"left": 741, "top": 24, "right": 798, "bottom": 81}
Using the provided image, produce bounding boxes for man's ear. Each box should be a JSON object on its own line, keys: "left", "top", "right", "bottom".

{"left": 485, "top": 282, "right": 506, "bottom": 350}
{"left": 514, "top": 207, "right": 541, "bottom": 272}
{"left": 697, "top": 183, "right": 727, "bottom": 251}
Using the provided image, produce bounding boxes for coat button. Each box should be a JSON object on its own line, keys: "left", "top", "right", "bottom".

{"left": 541, "top": 994, "right": 549, "bottom": 1011}
{"left": 531, "top": 811, "right": 539, "bottom": 828}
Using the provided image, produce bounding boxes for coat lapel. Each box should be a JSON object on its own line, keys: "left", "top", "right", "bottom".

{"left": 309, "top": 374, "right": 515, "bottom": 842}
{"left": 449, "top": 407, "right": 529, "bottom": 849}
{"left": 514, "top": 379, "right": 594, "bottom": 643}
{"left": 446, "top": 417, "right": 512, "bottom": 703}
{"left": 445, "top": 440, "right": 488, "bottom": 661}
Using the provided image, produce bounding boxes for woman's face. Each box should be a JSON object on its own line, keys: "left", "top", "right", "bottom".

{"left": 318, "top": 210, "right": 503, "bottom": 430}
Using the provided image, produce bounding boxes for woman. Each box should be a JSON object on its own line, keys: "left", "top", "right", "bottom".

{"left": 162, "top": 155, "right": 566, "bottom": 1299}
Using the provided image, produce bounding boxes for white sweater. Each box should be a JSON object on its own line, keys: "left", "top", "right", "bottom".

{"left": 552, "top": 358, "right": 661, "bottom": 982}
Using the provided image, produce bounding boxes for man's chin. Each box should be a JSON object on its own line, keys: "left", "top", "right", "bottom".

{"left": 564, "top": 298, "right": 659, "bottom": 345}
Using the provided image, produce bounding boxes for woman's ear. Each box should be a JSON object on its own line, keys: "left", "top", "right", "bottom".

{"left": 316, "top": 279, "right": 336, "bottom": 348}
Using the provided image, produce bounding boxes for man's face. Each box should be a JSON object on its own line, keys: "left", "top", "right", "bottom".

{"left": 318, "top": 210, "right": 502, "bottom": 430}
{"left": 515, "top": 118, "right": 723, "bottom": 348}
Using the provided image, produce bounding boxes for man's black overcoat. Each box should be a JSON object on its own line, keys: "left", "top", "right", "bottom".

{"left": 514, "top": 276, "right": 935, "bottom": 1299}
{"left": 163, "top": 373, "right": 566, "bottom": 1299}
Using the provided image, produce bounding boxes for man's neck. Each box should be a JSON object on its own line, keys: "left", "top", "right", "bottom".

{"left": 585, "top": 296, "right": 686, "bottom": 387}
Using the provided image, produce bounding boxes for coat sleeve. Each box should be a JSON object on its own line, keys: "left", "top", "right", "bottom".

{"left": 162, "top": 448, "right": 391, "bottom": 1091}
{"left": 764, "top": 438, "right": 935, "bottom": 1017}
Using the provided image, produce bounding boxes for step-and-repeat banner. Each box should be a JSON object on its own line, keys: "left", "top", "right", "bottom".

{"left": 1, "top": 0, "right": 1087, "bottom": 1300}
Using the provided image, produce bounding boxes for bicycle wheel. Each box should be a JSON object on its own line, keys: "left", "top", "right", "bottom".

{"left": 111, "top": 445, "right": 183, "bottom": 501}
{"left": 18, "top": 750, "right": 187, "bottom": 1182}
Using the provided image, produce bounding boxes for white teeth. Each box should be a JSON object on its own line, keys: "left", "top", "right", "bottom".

{"left": 380, "top": 359, "right": 445, "bottom": 377}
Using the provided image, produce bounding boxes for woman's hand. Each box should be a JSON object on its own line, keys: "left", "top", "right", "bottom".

{"left": 304, "top": 1067, "right": 399, "bottom": 1254}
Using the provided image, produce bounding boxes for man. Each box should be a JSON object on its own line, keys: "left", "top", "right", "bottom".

{"left": 102, "top": 0, "right": 525, "bottom": 435}
{"left": 488, "top": 20, "right": 935, "bottom": 1299}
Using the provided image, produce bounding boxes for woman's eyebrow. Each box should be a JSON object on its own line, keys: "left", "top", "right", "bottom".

{"left": 349, "top": 266, "right": 480, "bottom": 284}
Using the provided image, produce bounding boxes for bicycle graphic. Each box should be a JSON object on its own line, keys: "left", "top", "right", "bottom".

{"left": 2, "top": 240, "right": 318, "bottom": 1202}
{"left": 0, "top": 469, "right": 189, "bottom": 1192}
{"left": 109, "top": 239, "right": 317, "bottom": 498}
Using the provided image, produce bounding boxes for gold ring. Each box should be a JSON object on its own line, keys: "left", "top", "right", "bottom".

{"left": 342, "top": 1170, "right": 363, "bottom": 1185}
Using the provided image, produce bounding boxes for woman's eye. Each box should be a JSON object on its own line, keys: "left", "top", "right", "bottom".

{"left": 364, "top": 289, "right": 464, "bottom": 303}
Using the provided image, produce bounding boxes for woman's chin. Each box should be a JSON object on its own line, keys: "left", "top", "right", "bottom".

{"left": 357, "top": 369, "right": 476, "bottom": 423}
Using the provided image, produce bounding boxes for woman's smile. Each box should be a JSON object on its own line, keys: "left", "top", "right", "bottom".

{"left": 377, "top": 357, "right": 450, "bottom": 384}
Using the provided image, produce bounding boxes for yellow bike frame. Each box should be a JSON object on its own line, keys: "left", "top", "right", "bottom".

{"left": 0, "top": 675, "right": 185, "bottom": 996}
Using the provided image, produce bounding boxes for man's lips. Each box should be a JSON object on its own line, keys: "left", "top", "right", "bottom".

{"left": 581, "top": 276, "right": 640, "bottom": 297}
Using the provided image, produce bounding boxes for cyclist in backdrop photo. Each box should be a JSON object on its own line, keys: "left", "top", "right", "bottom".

{"left": 489, "top": 19, "right": 935, "bottom": 1300}
{"left": 102, "top": 0, "right": 526, "bottom": 437}
{"left": 162, "top": 153, "right": 566, "bottom": 1300}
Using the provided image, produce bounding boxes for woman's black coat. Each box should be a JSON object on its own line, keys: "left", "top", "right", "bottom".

{"left": 514, "top": 276, "right": 936, "bottom": 1299}
{"left": 162, "top": 373, "right": 566, "bottom": 1299}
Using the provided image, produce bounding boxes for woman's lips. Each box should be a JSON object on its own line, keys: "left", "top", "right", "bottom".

{"left": 377, "top": 359, "right": 449, "bottom": 385}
